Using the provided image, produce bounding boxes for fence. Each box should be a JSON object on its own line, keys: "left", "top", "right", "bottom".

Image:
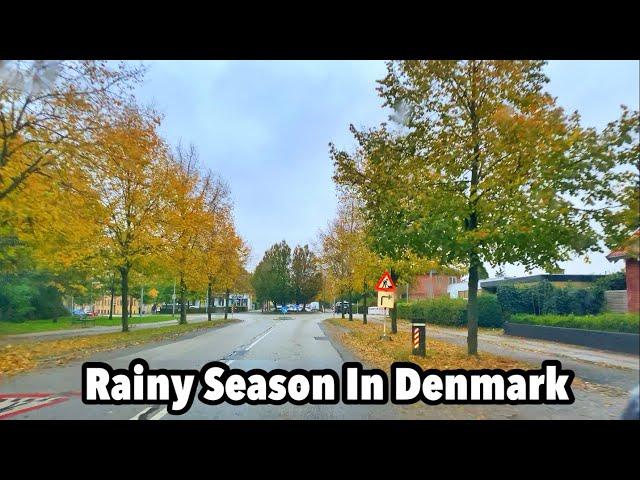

{"left": 604, "top": 290, "right": 628, "bottom": 313}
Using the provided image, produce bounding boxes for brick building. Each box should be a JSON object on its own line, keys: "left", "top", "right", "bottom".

{"left": 606, "top": 231, "right": 640, "bottom": 314}
{"left": 409, "top": 272, "right": 461, "bottom": 300}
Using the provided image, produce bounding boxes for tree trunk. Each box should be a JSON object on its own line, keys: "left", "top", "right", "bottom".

{"left": 363, "top": 288, "right": 368, "bottom": 325}
{"left": 224, "top": 289, "right": 230, "bottom": 319}
{"left": 341, "top": 297, "right": 345, "bottom": 319}
{"left": 207, "top": 280, "right": 213, "bottom": 321}
{"left": 179, "top": 277, "right": 187, "bottom": 325}
{"left": 467, "top": 62, "right": 480, "bottom": 355}
{"left": 109, "top": 275, "right": 115, "bottom": 321}
{"left": 391, "top": 299, "right": 398, "bottom": 333}
{"left": 467, "top": 257, "right": 479, "bottom": 355}
{"left": 348, "top": 290, "right": 353, "bottom": 321}
{"left": 120, "top": 266, "right": 129, "bottom": 332}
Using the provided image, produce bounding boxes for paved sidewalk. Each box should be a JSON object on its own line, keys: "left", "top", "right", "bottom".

{"left": 339, "top": 314, "right": 640, "bottom": 392}
{"left": 0, "top": 314, "right": 229, "bottom": 344}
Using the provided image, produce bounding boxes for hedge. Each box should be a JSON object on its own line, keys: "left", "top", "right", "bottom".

{"left": 496, "top": 280, "right": 604, "bottom": 317}
{"left": 509, "top": 313, "right": 639, "bottom": 334}
{"left": 397, "top": 295, "right": 504, "bottom": 328}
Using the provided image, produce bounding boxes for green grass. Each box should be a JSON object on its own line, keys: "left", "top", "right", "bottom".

{"left": 1, "top": 318, "right": 238, "bottom": 377}
{"left": 509, "top": 312, "right": 639, "bottom": 334}
{"left": 0, "top": 313, "right": 222, "bottom": 336}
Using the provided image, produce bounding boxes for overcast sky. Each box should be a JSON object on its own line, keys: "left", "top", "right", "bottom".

{"left": 135, "top": 60, "right": 639, "bottom": 276}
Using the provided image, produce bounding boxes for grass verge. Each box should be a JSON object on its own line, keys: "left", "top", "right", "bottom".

{"left": 0, "top": 318, "right": 236, "bottom": 379}
{"left": 509, "top": 313, "right": 639, "bottom": 334}
{"left": 325, "top": 317, "right": 533, "bottom": 372}
{"left": 0, "top": 314, "right": 222, "bottom": 336}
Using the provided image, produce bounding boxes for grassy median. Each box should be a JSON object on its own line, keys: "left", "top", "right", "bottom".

{"left": 0, "top": 318, "right": 236, "bottom": 379}
{"left": 325, "top": 318, "right": 533, "bottom": 372}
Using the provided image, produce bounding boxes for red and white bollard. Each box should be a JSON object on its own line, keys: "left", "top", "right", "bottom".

{"left": 411, "top": 321, "right": 426, "bottom": 357}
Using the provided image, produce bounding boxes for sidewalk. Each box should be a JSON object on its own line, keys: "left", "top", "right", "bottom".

{"left": 341, "top": 314, "right": 639, "bottom": 392}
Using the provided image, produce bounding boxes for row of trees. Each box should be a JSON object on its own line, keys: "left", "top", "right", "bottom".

{"left": 251, "top": 241, "right": 322, "bottom": 312}
{"left": 317, "top": 192, "right": 457, "bottom": 327}
{"left": 331, "top": 60, "right": 639, "bottom": 354}
{"left": 0, "top": 61, "right": 248, "bottom": 330}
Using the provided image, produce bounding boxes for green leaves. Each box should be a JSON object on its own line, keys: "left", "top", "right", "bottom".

{"left": 333, "top": 60, "right": 637, "bottom": 272}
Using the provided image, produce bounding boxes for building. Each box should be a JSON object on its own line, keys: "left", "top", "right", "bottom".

{"left": 606, "top": 231, "right": 640, "bottom": 313}
{"left": 191, "top": 293, "right": 253, "bottom": 310}
{"left": 409, "top": 272, "right": 461, "bottom": 300}
{"left": 93, "top": 295, "right": 142, "bottom": 316}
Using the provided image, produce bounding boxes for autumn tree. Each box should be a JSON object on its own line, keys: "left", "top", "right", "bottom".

{"left": 291, "top": 244, "right": 322, "bottom": 311}
{"left": 163, "top": 143, "right": 214, "bottom": 325}
{"left": 90, "top": 103, "right": 172, "bottom": 332}
{"left": 319, "top": 195, "right": 383, "bottom": 321}
{"left": 332, "top": 60, "right": 629, "bottom": 354}
{"left": 0, "top": 60, "right": 143, "bottom": 203}
{"left": 199, "top": 177, "right": 231, "bottom": 320}
{"left": 590, "top": 107, "right": 639, "bottom": 250}
{"left": 1, "top": 61, "right": 143, "bottom": 278}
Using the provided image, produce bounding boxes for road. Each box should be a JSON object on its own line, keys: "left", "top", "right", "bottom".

{"left": 0, "top": 313, "right": 636, "bottom": 419}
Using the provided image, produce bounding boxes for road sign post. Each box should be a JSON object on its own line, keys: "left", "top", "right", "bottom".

{"left": 411, "top": 320, "right": 426, "bottom": 357}
{"left": 375, "top": 271, "right": 397, "bottom": 341}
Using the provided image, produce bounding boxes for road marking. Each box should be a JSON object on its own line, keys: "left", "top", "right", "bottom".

{"left": 131, "top": 325, "right": 275, "bottom": 419}
{"left": 130, "top": 405, "right": 168, "bottom": 420}
{"left": 149, "top": 407, "right": 168, "bottom": 420}
{"left": 245, "top": 327, "right": 273, "bottom": 350}
{"left": 0, "top": 393, "right": 70, "bottom": 419}
{"left": 130, "top": 407, "right": 152, "bottom": 420}
{"left": 220, "top": 326, "right": 274, "bottom": 364}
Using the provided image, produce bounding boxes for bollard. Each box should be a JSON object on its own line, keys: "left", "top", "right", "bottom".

{"left": 411, "top": 320, "right": 426, "bottom": 357}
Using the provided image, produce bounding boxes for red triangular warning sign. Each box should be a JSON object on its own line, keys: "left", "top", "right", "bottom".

{"left": 375, "top": 271, "right": 396, "bottom": 292}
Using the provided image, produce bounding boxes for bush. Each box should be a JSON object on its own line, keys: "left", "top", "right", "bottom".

{"left": 594, "top": 271, "right": 626, "bottom": 291}
{"left": 497, "top": 280, "right": 605, "bottom": 317}
{"left": 397, "top": 294, "right": 505, "bottom": 328}
{"left": 397, "top": 297, "right": 466, "bottom": 326}
{"left": 509, "top": 313, "right": 639, "bottom": 334}
{"left": 476, "top": 295, "right": 504, "bottom": 328}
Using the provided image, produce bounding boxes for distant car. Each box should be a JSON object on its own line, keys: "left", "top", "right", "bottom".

{"left": 72, "top": 308, "right": 86, "bottom": 317}
{"left": 334, "top": 301, "right": 351, "bottom": 314}
{"left": 287, "top": 304, "right": 302, "bottom": 312}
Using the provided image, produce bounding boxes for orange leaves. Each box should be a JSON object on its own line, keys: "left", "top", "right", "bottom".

{"left": 327, "top": 318, "right": 532, "bottom": 372}
{"left": 0, "top": 319, "right": 234, "bottom": 379}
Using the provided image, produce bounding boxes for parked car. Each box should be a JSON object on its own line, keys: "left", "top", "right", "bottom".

{"left": 334, "top": 301, "right": 351, "bottom": 314}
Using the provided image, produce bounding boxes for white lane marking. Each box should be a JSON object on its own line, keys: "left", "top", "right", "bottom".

{"left": 130, "top": 325, "right": 275, "bottom": 419}
{"left": 245, "top": 327, "right": 273, "bottom": 350}
{"left": 130, "top": 405, "right": 168, "bottom": 420}
{"left": 149, "top": 407, "right": 168, "bottom": 420}
{"left": 130, "top": 407, "right": 152, "bottom": 420}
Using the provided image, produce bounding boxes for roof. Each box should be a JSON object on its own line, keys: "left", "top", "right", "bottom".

{"left": 606, "top": 230, "right": 640, "bottom": 262}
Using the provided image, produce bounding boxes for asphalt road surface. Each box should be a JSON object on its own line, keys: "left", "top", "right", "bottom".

{"left": 0, "top": 313, "right": 636, "bottom": 420}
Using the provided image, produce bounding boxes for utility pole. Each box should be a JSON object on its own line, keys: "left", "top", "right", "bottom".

{"left": 172, "top": 278, "right": 176, "bottom": 319}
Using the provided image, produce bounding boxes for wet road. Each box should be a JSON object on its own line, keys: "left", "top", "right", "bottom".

{"left": 0, "top": 313, "right": 635, "bottom": 420}
{"left": 0, "top": 313, "right": 407, "bottom": 419}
